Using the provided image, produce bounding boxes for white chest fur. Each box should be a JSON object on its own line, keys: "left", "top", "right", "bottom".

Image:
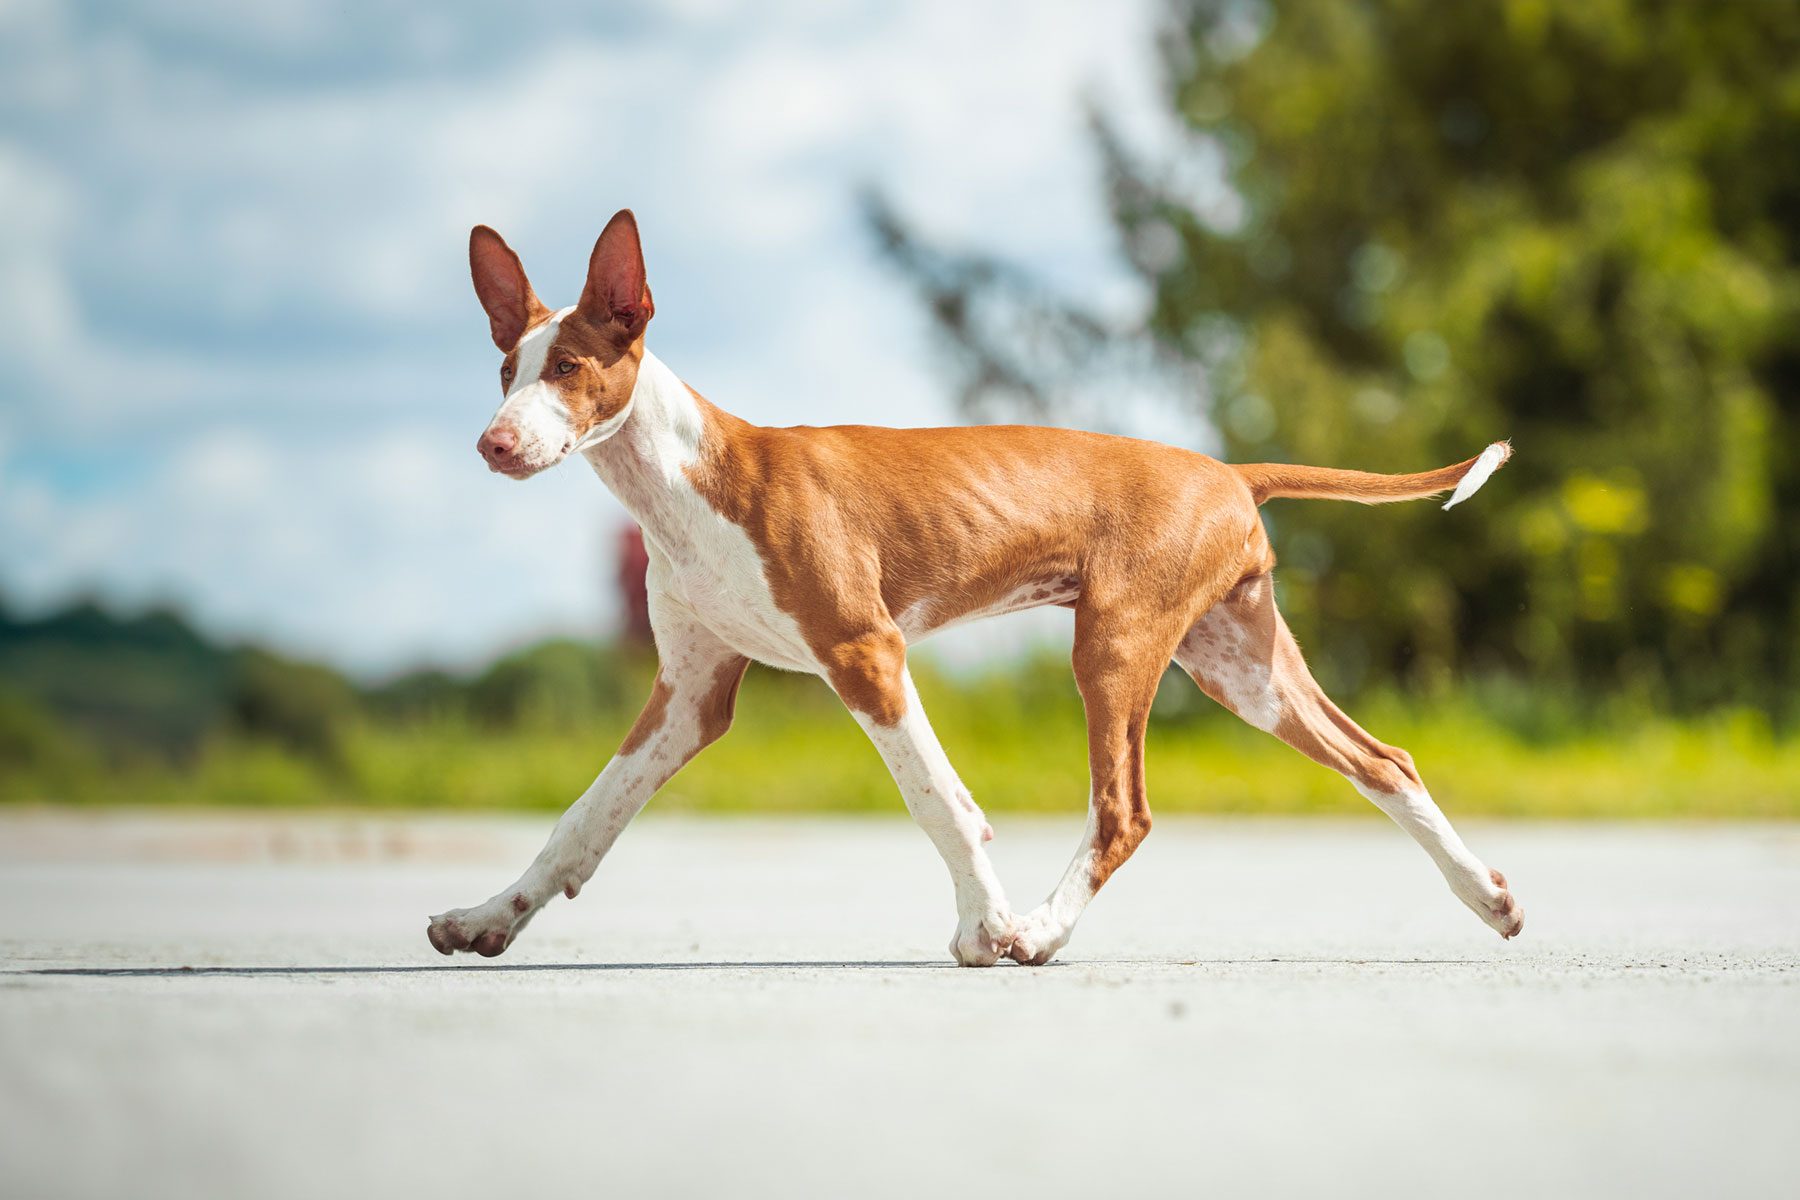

{"left": 651, "top": 521, "right": 818, "bottom": 673}
{"left": 583, "top": 352, "right": 818, "bottom": 673}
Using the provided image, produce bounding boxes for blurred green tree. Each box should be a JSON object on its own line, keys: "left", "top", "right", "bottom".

{"left": 0, "top": 687, "right": 96, "bottom": 790}
{"left": 224, "top": 649, "right": 360, "bottom": 763}
{"left": 872, "top": 0, "right": 1800, "bottom": 714}
{"left": 463, "top": 639, "right": 636, "bottom": 730}
{"left": 0, "top": 599, "right": 236, "bottom": 757}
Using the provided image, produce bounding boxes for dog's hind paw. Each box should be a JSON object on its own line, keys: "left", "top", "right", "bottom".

{"left": 1006, "top": 906, "right": 1071, "bottom": 966}
{"left": 1483, "top": 868, "right": 1524, "bottom": 939}
{"left": 1457, "top": 867, "right": 1523, "bottom": 940}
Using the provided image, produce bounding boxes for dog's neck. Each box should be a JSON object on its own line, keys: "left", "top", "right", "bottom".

{"left": 580, "top": 348, "right": 723, "bottom": 549}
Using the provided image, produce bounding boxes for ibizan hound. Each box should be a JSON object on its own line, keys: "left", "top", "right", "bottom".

{"left": 426, "top": 210, "right": 1522, "bottom": 966}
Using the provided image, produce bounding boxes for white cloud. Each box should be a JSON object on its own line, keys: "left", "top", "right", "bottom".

{"left": 0, "top": 0, "right": 1183, "bottom": 674}
{"left": 0, "top": 420, "right": 624, "bottom": 674}
{"left": 0, "top": 145, "right": 79, "bottom": 374}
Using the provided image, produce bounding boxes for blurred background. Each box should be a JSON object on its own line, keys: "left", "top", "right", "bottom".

{"left": 4, "top": 0, "right": 1798, "bottom": 819}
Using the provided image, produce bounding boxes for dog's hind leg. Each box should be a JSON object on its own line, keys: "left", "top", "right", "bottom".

{"left": 1008, "top": 602, "right": 1189, "bottom": 966}
{"left": 426, "top": 591, "right": 748, "bottom": 958}
{"left": 1174, "top": 573, "right": 1523, "bottom": 939}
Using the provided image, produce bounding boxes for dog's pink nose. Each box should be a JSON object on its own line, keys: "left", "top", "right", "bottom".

{"left": 478, "top": 426, "right": 518, "bottom": 464}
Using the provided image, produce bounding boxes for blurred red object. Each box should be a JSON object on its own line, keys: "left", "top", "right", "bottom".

{"left": 615, "top": 523, "right": 652, "bottom": 645}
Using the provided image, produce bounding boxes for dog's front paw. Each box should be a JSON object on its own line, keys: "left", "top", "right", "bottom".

{"left": 1006, "top": 906, "right": 1071, "bottom": 966}
{"left": 949, "top": 907, "right": 1015, "bottom": 967}
{"left": 427, "top": 891, "right": 536, "bottom": 958}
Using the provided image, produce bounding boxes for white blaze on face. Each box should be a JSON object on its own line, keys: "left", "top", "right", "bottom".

{"left": 487, "top": 305, "right": 578, "bottom": 472}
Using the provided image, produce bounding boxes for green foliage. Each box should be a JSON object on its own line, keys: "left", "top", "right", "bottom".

{"left": 873, "top": 0, "right": 1800, "bottom": 716}
{"left": 2, "top": 596, "right": 1795, "bottom": 816}
{"left": 0, "top": 599, "right": 236, "bottom": 757}
{"left": 5, "top": 652, "right": 1797, "bottom": 818}
{"left": 224, "top": 649, "right": 359, "bottom": 763}
{"left": 0, "top": 687, "right": 99, "bottom": 794}
{"left": 459, "top": 639, "right": 638, "bottom": 730}
{"left": 0, "top": 599, "right": 371, "bottom": 768}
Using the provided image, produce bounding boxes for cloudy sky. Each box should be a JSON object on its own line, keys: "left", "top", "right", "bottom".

{"left": 0, "top": 0, "right": 1188, "bottom": 677}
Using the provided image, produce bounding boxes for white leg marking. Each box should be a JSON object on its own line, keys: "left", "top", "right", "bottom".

{"left": 426, "top": 596, "right": 741, "bottom": 956}
{"left": 1173, "top": 589, "right": 1523, "bottom": 941}
{"left": 854, "top": 669, "right": 1015, "bottom": 965}
{"left": 1354, "top": 782, "right": 1522, "bottom": 937}
{"left": 1009, "top": 805, "right": 1098, "bottom": 965}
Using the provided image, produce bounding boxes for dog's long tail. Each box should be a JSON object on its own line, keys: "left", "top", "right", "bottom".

{"left": 1232, "top": 441, "right": 1512, "bottom": 510}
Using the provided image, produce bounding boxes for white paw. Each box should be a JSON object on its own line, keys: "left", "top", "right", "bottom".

{"left": 1006, "top": 906, "right": 1071, "bottom": 966}
{"left": 427, "top": 890, "right": 537, "bottom": 958}
{"left": 949, "top": 906, "right": 1015, "bottom": 967}
{"left": 1453, "top": 867, "right": 1524, "bottom": 940}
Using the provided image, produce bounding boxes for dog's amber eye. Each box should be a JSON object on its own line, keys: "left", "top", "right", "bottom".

{"left": 556, "top": 360, "right": 577, "bottom": 375}
{"left": 500, "top": 365, "right": 514, "bottom": 382}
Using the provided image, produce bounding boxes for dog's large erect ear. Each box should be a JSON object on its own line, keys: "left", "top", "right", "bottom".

{"left": 469, "top": 226, "right": 549, "bottom": 351}
{"left": 578, "top": 209, "right": 654, "bottom": 337}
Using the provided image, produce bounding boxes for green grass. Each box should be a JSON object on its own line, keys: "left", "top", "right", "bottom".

{"left": 6, "top": 660, "right": 1797, "bottom": 818}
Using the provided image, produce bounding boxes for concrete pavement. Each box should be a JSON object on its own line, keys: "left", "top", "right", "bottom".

{"left": 1, "top": 810, "right": 1795, "bottom": 1198}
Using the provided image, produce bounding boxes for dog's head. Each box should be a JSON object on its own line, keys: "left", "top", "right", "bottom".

{"left": 469, "top": 210, "right": 655, "bottom": 479}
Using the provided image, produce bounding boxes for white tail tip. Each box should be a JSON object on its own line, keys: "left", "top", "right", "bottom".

{"left": 1442, "top": 441, "right": 1512, "bottom": 510}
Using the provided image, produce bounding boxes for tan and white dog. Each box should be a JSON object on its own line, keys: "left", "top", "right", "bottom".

{"left": 426, "top": 210, "right": 1523, "bottom": 966}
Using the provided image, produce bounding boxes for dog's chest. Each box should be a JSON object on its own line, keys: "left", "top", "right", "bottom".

{"left": 582, "top": 379, "right": 818, "bottom": 674}
{"left": 646, "top": 500, "right": 819, "bottom": 673}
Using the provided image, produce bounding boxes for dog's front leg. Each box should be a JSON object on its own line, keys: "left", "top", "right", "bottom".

{"left": 427, "top": 609, "right": 748, "bottom": 958}
{"left": 827, "top": 631, "right": 1013, "bottom": 965}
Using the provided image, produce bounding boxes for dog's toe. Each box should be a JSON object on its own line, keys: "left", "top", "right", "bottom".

{"left": 949, "top": 909, "right": 1014, "bottom": 967}
{"left": 1483, "top": 868, "right": 1525, "bottom": 939}
{"left": 426, "top": 916, "right": 469, "bottom": 955}
{"left": 428, "top": 903, "right": 523, "bottom": 959}
{"left": 1006, "top": 907, "right": 1069, "bottom": 966}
